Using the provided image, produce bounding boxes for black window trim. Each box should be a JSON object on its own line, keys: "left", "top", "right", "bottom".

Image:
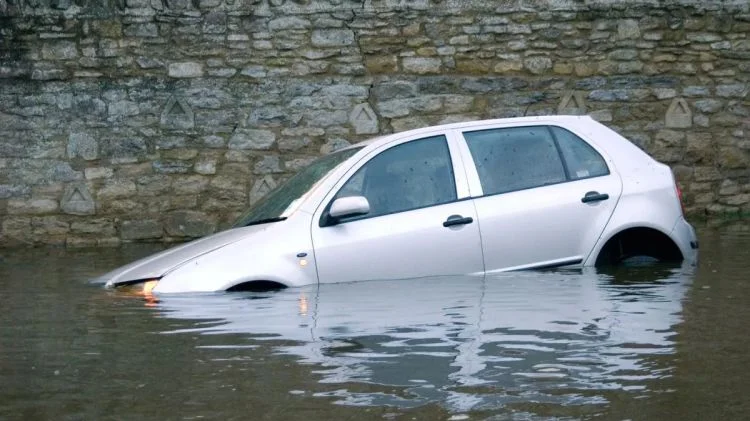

{"left": 462, "top": 124, "right": 612, "bottom": 200}
{"left": 319, "top": 134, "right": 461, "bottom": 228}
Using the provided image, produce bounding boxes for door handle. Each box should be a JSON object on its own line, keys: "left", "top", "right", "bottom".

{"left": 443, "top": 215, "right": 474, "bottom": 227}
{"left": 581, "top": 191, "right": 609, "bottom": 203}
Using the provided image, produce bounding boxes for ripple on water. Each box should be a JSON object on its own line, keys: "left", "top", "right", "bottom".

{"left": 141, "top": 268, "right": 692, "bottom": 412}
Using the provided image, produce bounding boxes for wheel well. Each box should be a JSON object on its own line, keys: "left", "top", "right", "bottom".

{"left": 226, "top": 280, "right": 287, "bottom": 292}
{"left": 595, "top": 227, "right": 683, "bottom": 267}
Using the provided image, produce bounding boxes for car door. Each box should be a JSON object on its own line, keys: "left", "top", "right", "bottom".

{"left": 311, "top": 133, "right": 485, "bottom": 284}
{"left": 456, "top": 123, "right": 623, "bottom": 272}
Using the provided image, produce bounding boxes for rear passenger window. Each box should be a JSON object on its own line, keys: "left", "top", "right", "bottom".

{"left": 550, "top": 126, "right": 609, "bottom": 180}
{"left": 464, "top": 127, "right": 567, "bottom": 195}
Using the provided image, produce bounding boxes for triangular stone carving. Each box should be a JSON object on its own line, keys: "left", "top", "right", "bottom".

{"left": 61, "top": 182, "right": 95, "bottom": 215}
{"left": 665, "top": 98, "right": 692, "bottom": 128}
{"left": 558, "top": 91, "right": 587, "bottom": 115}
{"left": 160, "top": 96, "right": 195, "bottom": 130}
{"left": 349, "top": 103, "right": 379, "bottom": 134}
{"left": 249, "top": 175, "right": 277, "bottom": 205}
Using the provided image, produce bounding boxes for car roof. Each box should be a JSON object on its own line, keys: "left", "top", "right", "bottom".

{"left": 342, "top": 115, "right": 597, "bottom": 151}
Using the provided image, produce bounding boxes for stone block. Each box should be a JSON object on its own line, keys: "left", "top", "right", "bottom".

{"left": 124, "top": 23, "right": 158, "bottom": 38}
{"left": 203, "top": 135, "right": 226, "bottom": 148}
{"left": 269, "top": 16, "right": 311, "bottom": 31}
{"left": 311, "top": 29, "right": 355, "bottom": 47}
{"left": 229, "top": 129, "right": 276, "bottom": 150}
{"left": 694, "top": 99, "right": 724, "bottom": 114}
{"left": 41, "top": 41, "right": 78, "bottom": 60}
{"left": 135, "top": 175, "right": 170, "bottom": 197}
{"left": 120, "top": 220, "right": 163, "bottom": 240}
{"left": 402, "top": 57, "right": 442, "bottom": 74}
{"left": 717, "top": 84, "right": 748, "bottom": 98}
{"left": 278, "top": 136, "right": 312, "bottom": 151}
{"left": 168, "top": 62, "right": 204, "bottom": 78}
{"left": 194, "top": 159, "right": 217, "bottom": 175}
{"left": 98, "top": 179, "right": 137, "bottom": 200}
{"left": 365, "top": 56, "right": 398, "bottom": 73}
{"left": 67, "top": 132, "right": 98, "bottom": 160}
{"left": 0, "top": 185, "right": 30, "bottom": 199}
{"left": 165, "top": 211, "right": 216, "bottom": 237}
{"left": 655, "top": 130, "right": 686, "bottom": 145}
{"left": 71, "top": 219, "right": 115, "bottom": 236}
{"left": 617, "top": 20, "right": 640, "bottom": 40}
{"left": 320, "top": 138, "right": 351, "bottom": 154}
{"left": 153, "top": 160, "right": 192, "bottom": 174}
{"left": 31, "top": 216, "right": 70, "bottom": 236}
{"left": 8, "top": 199, "right": 58, "bottom": 215}
{"left": 285, "top": 157, "right": 316, "bottom": 172}
{"left": 172, "top": 175, "right": 209, "bottom": 195}
{"left": 31, "top": 69, "right": 67, "bottom": 81}
{"left": 719, "top": 147, "right": 749, "bottom": 169}
{"left": 254, "top": 156, "right": 282, "bottom": 174}
{"left": 523, "top": 56, "right": 552, "bottom": 75}
{"left": 136, "top": 57, "right": 164, "bottom": 69}
{"left": 108, "top": 100, "right": 139, "bottom": 118}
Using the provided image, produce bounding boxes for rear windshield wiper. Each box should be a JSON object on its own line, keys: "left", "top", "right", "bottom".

{"left": 243, "top": 217, "right": 287, "bottom": 227}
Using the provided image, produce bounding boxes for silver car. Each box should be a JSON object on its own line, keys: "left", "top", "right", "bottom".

{"left": 101, "top": 116, "right": 698, "bottom": 294}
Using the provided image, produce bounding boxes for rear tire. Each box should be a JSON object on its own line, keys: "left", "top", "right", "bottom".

{"left": 595, "top": 227, "right": 683, "bottom": 268}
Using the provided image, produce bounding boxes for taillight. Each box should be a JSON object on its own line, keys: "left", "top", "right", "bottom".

{"left": 674, "top": 173, "right": 686, "bottom": 216}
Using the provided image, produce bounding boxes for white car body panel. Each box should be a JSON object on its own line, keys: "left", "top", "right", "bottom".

{"left": 312, "top": 201, "right": 485, "bottom": 284}
{"left": 471, "top": 176, "right": 622, "bottom": 272}
{"left": 100, "top": 227, "right": 259, "bottom": 286}
{"left": 153, "top": 215, "right": 317, "bottom": 292}
{"left": 96, "top": 116, "right": 698, "bottom": 293}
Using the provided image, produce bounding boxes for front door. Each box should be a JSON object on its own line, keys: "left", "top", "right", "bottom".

{"left": 311, "top": 134, "right": 485, "bottom": 284}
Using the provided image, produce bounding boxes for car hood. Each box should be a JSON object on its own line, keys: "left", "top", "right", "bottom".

{"left": 99, "top": 225, "right": 268, "bottom": 287}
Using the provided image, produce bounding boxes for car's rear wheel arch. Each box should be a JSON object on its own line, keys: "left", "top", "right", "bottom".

{"left": 226, "top": 280, "right": 288, "bottom": 292}
{"left": 594, "top": 226, "right": 683, "bottom": 267}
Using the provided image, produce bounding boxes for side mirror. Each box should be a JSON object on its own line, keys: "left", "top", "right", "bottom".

{"left": 329, "top": 196, "right": 370, "bottom": 220}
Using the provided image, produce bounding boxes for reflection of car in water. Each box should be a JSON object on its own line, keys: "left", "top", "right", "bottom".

{"left": 98, "top": 116, "right": 698, "bottom": 294}
{"left": 150, "top": 268, "right": 693, "bottom": 410}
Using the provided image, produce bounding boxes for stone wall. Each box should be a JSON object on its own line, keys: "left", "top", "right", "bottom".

{"left": 1, "top": 0, "right": 749, "bottom": 246}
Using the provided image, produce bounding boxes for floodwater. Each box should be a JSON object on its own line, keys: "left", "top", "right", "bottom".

{"left": 1, "top": 223, "right": 749, "bottom": 421}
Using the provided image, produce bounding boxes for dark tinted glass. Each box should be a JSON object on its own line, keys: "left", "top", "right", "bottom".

{"left": 551, "top": 126, "right": 609, "bottom": 180}
{"left": 464, "top": 127, "right": 566, "bottom": 195}
{"left": 234, "top": 147, "right": 362, "bottom": 227}
{"left": 336, "top": 135, "right": 456, "bottom": 220}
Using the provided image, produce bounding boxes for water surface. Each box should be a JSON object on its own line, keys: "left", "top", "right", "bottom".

{"left": 1, "top": 223, "right": 749, "bottom": 420}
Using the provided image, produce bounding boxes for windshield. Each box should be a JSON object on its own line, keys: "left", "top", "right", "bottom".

{"left": 233, "top": 147, "right": 363, "bottom": 227}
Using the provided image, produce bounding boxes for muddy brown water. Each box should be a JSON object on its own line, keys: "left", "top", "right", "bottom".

{"left": 1, "top": 222, "right": 749, "bottom": 421}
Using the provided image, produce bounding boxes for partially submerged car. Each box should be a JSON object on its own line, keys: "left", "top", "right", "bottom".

{"left": 101, "top": 116, "right": 698, "bottom": 294}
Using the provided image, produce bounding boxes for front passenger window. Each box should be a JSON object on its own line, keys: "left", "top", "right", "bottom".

{"left": 334, "top": 135, "right": 457, "bottom": 220}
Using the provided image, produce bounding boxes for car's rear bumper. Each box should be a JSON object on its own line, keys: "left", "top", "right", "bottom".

{"left": 671, "top": 216, "right": 699, "bottom": 265}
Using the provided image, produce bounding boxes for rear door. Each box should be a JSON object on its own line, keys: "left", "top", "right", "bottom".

{"left": 456, "top": 123, "right": 623, "bottom": 271}
{"left": 311, "top": 133, "right": 485, "bottom": 284}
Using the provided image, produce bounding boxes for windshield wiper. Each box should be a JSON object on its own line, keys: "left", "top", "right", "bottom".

{"left": 243, "top": 217, "right": 287, "bottom": 227}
